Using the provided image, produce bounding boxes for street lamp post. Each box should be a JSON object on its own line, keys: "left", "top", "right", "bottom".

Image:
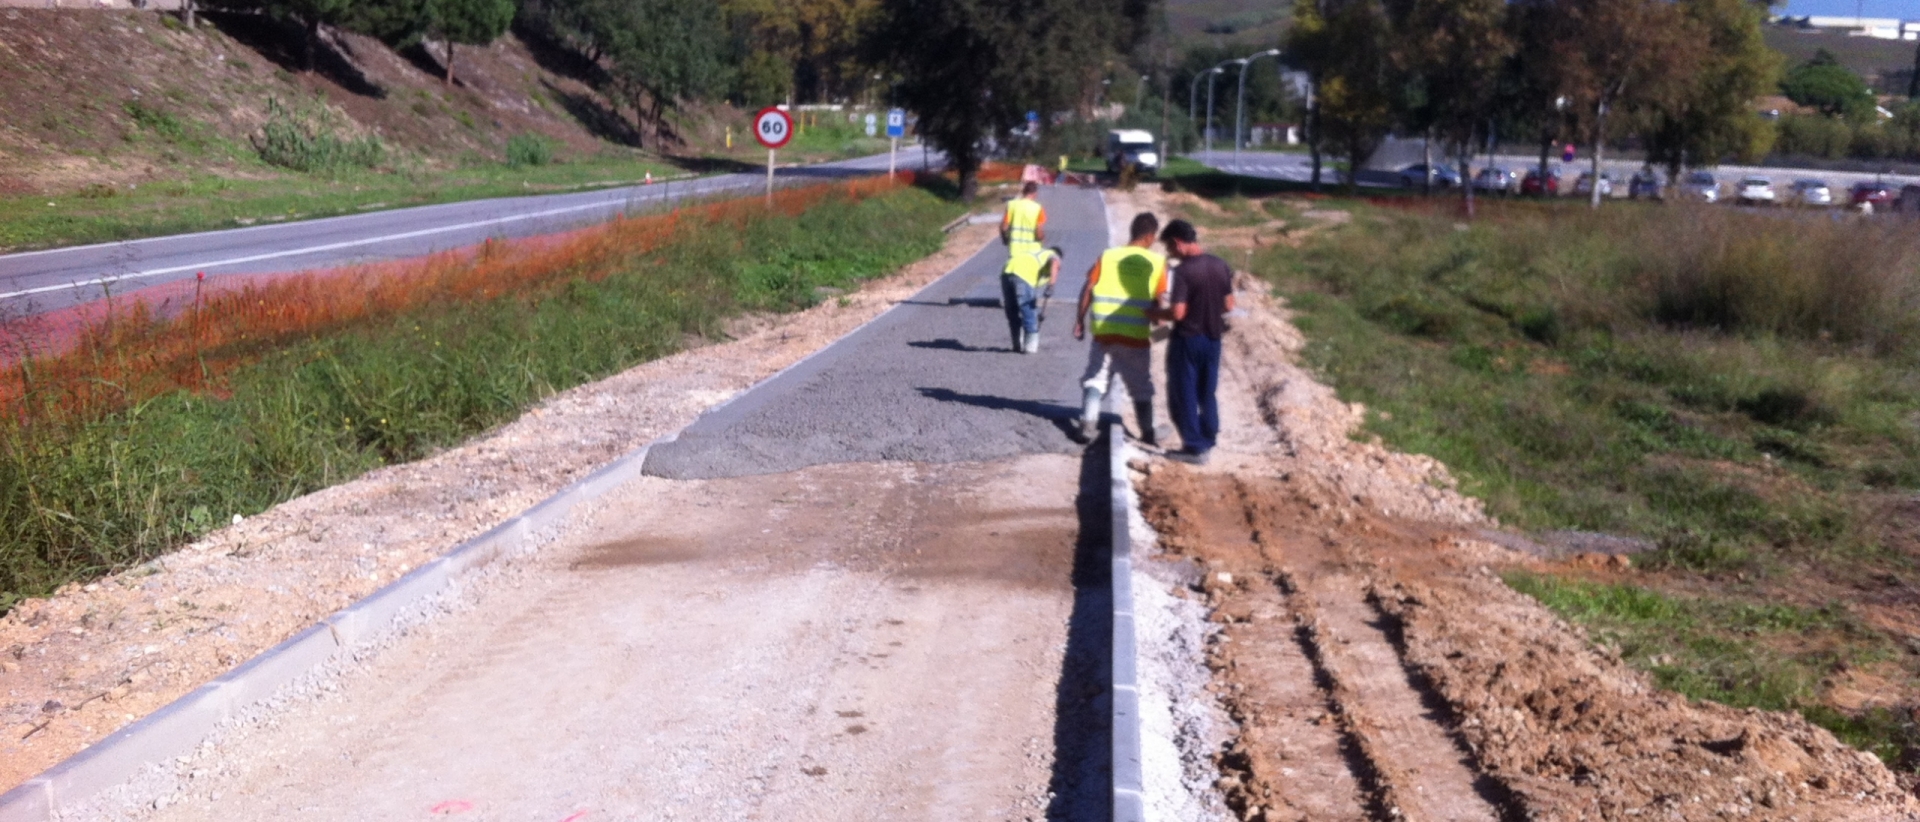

{"left": 1234, "top": 48, "right": 1283, "bottom": 173}
{"left": 1188, "top": 67, "right": 1222, "bottom": 154}
{"left": 1205, "top": 58, "right": 1240, "bottom": 155}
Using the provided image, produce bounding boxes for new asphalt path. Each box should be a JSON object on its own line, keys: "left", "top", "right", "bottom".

{"left": 0, "top": 151, "right": 925, "bottom": 318}
{"left": 644, "top": 184, "right": 1111, "bottom": 479}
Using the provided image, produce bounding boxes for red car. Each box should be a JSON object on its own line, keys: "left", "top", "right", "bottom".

{"left": 1521, "top": 169, "right": 1561, "bottom": 196}
{"left": 1851, "top": 181, "right": 1895, "bottom": 212}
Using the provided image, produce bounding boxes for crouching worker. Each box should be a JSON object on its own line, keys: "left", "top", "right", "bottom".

{"left": 1001, "top": 246, "right": 1061, "bottom": 353}
{"left": 1072, "top": 212, "right": 1169, "bottom": 443}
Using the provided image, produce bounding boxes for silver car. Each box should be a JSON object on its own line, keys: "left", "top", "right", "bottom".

{"left": 1679, "top": 171, "right": 1720, "bottom": 203}
{"left": 1789, "top": 179, "right": 1833, "bottom": 207}
{"left": 1473, "top": 166, "right": 1519, "bottom": 194}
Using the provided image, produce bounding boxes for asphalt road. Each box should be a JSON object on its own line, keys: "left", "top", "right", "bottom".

{"left": 0, "top": 150, "right": 931, "bottom": 318}
{"left": 644, "top": 184, "right": 1109, "bottom": 479}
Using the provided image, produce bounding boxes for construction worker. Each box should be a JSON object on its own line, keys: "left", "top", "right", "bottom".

{"left": 1001, "top": 245, "right": 1061, "bottom": 353}
{"left": 1001, "top": 181, "right": 1047, "bottom": 258}
{"left": 1072, "top": 212, "right": 1170, "bottom": 444}
{"left": 1158, "top": 219, "right": 1235, "bottom": 465}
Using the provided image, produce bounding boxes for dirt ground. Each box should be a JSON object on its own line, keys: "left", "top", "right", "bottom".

{"left": 0, "top": 220, "right": 1000, "bottom": 793}
{"left": 117, "top": 455, "right": 1079, "bottom": 821}
{"left": 1116, "top": 183, "right": 1920, "bottom": 821}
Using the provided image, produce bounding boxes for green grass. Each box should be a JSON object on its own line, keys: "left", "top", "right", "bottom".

{"left": 0, "top": 153, "right": 681, "bottom": 253}
{"left": 1255, "top": 194, "right": 1920, "bottom": 766}
{"left": 0, "top": 184, "right": 962, "bottom": 611}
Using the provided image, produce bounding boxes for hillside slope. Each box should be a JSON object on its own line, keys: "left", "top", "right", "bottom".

{"left": 0, "top": 9, "right": 634, "bottom": 196}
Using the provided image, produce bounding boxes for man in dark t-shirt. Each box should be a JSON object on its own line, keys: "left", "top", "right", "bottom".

{"left": 1159, "top": 220, "right": 1235, "bottom": 465}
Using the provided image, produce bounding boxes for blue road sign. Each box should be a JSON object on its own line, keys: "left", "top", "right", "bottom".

{"left": 886, "top": 109, "right": 906, "bottom": 139}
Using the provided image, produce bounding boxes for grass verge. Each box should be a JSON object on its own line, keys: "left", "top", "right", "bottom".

{"left": 0, "top": 178, "right": 962, "bottom": 610}
{"left": 0, "top": 153, "right": 683, "bottom": 253}
{"left": 1248, "top": 193, "right": 1920, "bottom": 768}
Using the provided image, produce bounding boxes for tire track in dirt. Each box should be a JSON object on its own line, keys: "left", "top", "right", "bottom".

{"left": 1149, "top": 470, "right": 1506, "bottom": 822}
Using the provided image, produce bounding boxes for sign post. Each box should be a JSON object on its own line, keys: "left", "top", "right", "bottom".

{"left": 754, "top": 107, "right": 794, "bottom": 205}
{"left": 885, "top": 109, "right": 906, "bottom": 180}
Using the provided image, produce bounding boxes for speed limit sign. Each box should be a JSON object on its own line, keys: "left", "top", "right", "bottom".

{"left": 754, "top": 107, "right": 793, "bottom": 150}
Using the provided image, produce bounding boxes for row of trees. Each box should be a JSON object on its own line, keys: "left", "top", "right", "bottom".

{"left": 1287, "top": 0, "right": 1778, "bottom": 206}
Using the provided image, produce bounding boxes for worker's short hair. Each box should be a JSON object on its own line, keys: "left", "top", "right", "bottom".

{"left": 1022, "top": 181, "right": 1040, "bottom": 195}
{"left": 1129, "top": 212, "right": 1159, "bottom": 241}
{"left": 1160, "top": 219, "right": 1198, "bottom": 245}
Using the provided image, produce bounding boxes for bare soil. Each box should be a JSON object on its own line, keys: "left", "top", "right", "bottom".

{"left": 0, "top": 220, "right": 1000, "bottom": 792}
{"left": 1120, "top": 184, "right": 1920, "bottom": 821}
{"left": 0, "top": 10, "right": 619, "bottom": 190}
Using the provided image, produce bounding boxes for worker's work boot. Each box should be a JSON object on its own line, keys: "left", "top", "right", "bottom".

{"left": 1079, "top": 387, "right": 1102, "bottom": 441}
{"left": 1133, "top": 400, "right": 1169, "bottom": 447}
{"left": 1022, "top": 332, "right": 1039, "bottom": 354}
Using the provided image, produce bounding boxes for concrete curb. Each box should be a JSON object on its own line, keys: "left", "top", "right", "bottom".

{"left": 0, "top": 443, "right": 657, "bottom": 822}
{"left": 1109, "top": 422, "right": 1146, "bottom": 822}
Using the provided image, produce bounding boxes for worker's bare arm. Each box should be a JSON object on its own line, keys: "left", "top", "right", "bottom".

{"left": 1072, "top": 261, "right": 1100, "bottom": 340}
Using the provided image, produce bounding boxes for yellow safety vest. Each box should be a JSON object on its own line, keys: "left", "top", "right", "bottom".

{"left": 1003, "top": 249, "right": 1056, "bottom": 288}
{"left": 1004, "top": 198, "right": 1044, "bottom": 256}
{"left": 1089, "top": 246, "right": 1166, "bottom": 342}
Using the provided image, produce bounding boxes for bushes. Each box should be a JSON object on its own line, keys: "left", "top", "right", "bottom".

{"left": 505, "top": 133, "right": 552, "bottom": 167}
{"left": 254, "top": 97, "right": 386, "bottom": 173}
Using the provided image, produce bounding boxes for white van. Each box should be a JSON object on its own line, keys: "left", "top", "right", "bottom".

{"left": 1105, "top": 130, "right": 1160, "bottom": 175}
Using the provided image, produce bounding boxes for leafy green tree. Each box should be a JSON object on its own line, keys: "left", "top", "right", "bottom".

{"left": 1541, "top": 0, "right": 1695, "bottom": 208}
{"left": 721, "top": 0, "right": 880, "bottom": 103}
{"left": 430, "top": 0, "right": 515, "bottom": 86}
{"left": 1782, "top": 49, "right": 1874, "bottom": 119}
{"left": 1388, "top": 0, "right": 1514, "bottom": 204}
{"left": 222, "top": 0, "right": 357, "bottom": 72}
{"left": 1641, "top": 0, "right": 1779, "bottom": 180}
{"left": 1288, "top": 0, "right": 1395, "bottom": 192}
{"left": 600, "top": 0, "right": 732, "bottom": 146}
{"left": 864, "top": 0, "right": 1153, "bottom": 200}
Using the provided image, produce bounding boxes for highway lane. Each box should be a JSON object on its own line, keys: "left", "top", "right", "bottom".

{"left": 0, "top": 149, "right": 933, "bottom": 318}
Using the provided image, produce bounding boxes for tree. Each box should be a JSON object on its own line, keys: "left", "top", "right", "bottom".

{"left": 1541, "top": 0, "right": 1694, "bottom": 208}
{"left": 1782, "top": 49, "right": 1874, "bottom": 119}
{"left": 1642, "top": 0, "right": 1779, "bottom": 180}
{"left": 1388, "top": 0, "right": 1513, "bottom": 209}
{"left": 230, "top": 0, "right": 357, "bottom": 72}
{"left": 599, "top": 0, "right": 732, "bottom": 146}
{"left": 1288, "top": 0, "right": 1395, "bottom": 192}
{"left": 864, "top": 0, "right": 1152, "bottom": 200}
{"left": 721, "top": 0, "right": 880, "bottom": 103}
{"left": 430, "top": 0, "right": 515, "bottom": 86}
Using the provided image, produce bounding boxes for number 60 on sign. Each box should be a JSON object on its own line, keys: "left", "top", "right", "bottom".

{"left": 754, "top": 107, "right": 793, "bottom": 149}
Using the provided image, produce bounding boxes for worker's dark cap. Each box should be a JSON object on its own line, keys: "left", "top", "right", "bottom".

{"left": 1160, "top": 219, "right": 1198, "bottom": 245}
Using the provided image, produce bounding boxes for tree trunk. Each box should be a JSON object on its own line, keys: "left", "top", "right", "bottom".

{"left": 1308, "top": 92, "right": 1323, "bottom": 192}
{"left": 1538, "top": 133, "right": 1551, "bottom": 198}
{"left": 182, "top": 0, "right": 194, "bottom": 30}
{"left": 304, "top": 17, "right": 319, "bottom": 73}
{"left": 1910, "top": 38, "right": 1920, "bottom": 99}
{"left": 1462, "top": 154, "right": 1475, "bottom": 219}
{"left": 444, "top": 40, "right": 455, "bottom": 86}
{"left": 1422, "top": 129, "right": 1434, "bottom": 195}
{"left": 1589, "top": 105, "right": 1606, "bottom": 210}
{"left": 958, "top": 157, "right": 980, "bottom": 202}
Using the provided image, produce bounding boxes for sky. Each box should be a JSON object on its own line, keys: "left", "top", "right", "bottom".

{"left": 1780, "top": 0, "right": 1916, "bottom": 19}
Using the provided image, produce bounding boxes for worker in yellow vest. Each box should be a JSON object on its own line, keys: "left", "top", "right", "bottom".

{"left": 1002, "top": 245, "right": 1060, "bottom": 353}
{"left": 1001, "top": 182, "right": 1047, "bottom": 257}
{"left": 1072, "top": 212, "right": 1170, "bottom": 443}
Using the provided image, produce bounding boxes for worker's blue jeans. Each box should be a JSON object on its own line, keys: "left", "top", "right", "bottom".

{"left": 1000, "top": 275, "right": 1038, "bottom": 349}
{"left": 1167, "top": 333, "right": 1222, "bottom": 453}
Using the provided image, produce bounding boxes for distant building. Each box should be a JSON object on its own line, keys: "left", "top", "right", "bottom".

{"left": 1248, "top": 124, "right": 1300, "bottom": 147}
{"left": 1778, "top": 15, "right": 1920, "bottom": 40}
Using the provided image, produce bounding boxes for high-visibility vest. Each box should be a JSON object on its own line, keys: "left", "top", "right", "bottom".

{"left": 1004, "top": 198, "right": 1044, "bottom": 256}
{"left": 1003, "top": 249, "right": 1056, "bottom": 288}
{"left": 1089, "top": 246, "right": 1166, "bottom": 342}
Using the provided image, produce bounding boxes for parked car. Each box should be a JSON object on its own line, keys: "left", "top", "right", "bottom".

{"left": 1851, "top": 180, "right": 1896, "bottom": 212}
{"left": 1573, "top": 171, "right": 1615, "bottom": 198}
{"left": 1521, "top": 168, "right": 1561, "bottom": 196}
{"left": 1628, "top": 168, "right": 1665, "bottom": 200}
{"left": 1679, "top": 171, "right": 1720, "bottom": 203}
{"left": 1473, "top": 166, "right": 1520, "bottom": 194}
{"left": 1734, "top": 176, "right": 1776, "bottom": 206}
{"left": 1787, "top": 179, "right": 1833, "bottom": 207}
{"left": 1398, "top": 163, "right": 1461, "bottom": 189}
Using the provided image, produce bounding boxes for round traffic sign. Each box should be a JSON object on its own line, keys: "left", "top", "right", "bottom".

{"left": 754, "top": 107, "right": 793, "bottom": 150}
